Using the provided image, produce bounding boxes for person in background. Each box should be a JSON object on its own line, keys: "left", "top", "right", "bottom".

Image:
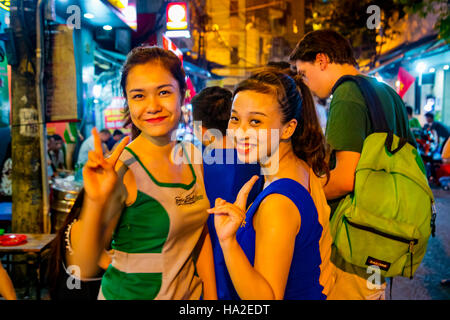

{"left": 105, "top": 129, "right": 123, "bottom": 151}
{"left": 424, "top": 112, "right": 450, "bottom": 152}
{"left": 435, "top": 131, "right": 450, "bottom": 189}
{"left": 76, "top": 129, "right": 110, "bottom": 170}
{"left": 107, "top": 129, "right": 125, "bottom": 154}
{"left": 290, "top": 29, "right": 416, "bottom": 299}
{"left": 0, "top": 263, "right": 16, "bottom": 300}
{"left": 64, "top": 122, "right": 84, "bottom": 171}
{"left": 0, "top": 142, "right": 12, "bottom": 201}
{"left": 49, "top": 134, "right": 66, "bottom": 172}
{"left": 406, "top": 105, "right": 421, "bottom": 133}
{"left": 191, "top": 86, "right": 263, "bottom": 299}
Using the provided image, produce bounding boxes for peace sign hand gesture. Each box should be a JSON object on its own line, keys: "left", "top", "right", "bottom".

{"left": 82, "top": 128, "right": 130, "bottom": 204}
{"left": 207, "top": 175, "right": 259, "bottom": 244}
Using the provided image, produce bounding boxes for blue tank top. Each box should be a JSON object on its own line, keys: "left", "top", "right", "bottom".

{"left": 202, "top": 147, "right": 263, "bottom": 300}
{"left": 236, "top": 178, "right": 326, "bottom": 300}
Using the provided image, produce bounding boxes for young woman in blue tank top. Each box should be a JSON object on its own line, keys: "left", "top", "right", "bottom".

{"left": 207, "top": 69, "right": 330, "bottom": 299}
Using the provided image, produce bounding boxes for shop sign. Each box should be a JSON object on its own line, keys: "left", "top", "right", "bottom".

{"left": 0, "top": 1, "right": 10, "bottom": 12}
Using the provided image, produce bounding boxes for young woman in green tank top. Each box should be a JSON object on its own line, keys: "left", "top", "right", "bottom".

{"left": 67, "top": 47, "right": 216, "bottom": 300}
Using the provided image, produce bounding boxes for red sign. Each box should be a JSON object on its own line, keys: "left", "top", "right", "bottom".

{"left": 185, "top": 76, "right": 196, "bottom": 104}
{"left": 162, "top": 34, "right": 183, "bottom": 64}
{"left": 104, "top": 97, "right": 126, "bottom": 130}
{"left": 166, "top": 2, "right": 188, "bottom": 30}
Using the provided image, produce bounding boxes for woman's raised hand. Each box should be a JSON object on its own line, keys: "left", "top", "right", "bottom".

{"left": 82, "top": 128, "right": 130, "bottom": 204}
{"left": 207, "top": 175, "right": 259, "bottom": 244}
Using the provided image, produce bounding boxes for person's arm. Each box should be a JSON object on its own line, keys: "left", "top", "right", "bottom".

{"left": 220, "top": 194, "right": 299, "bottom": 300}
{"left": 208, "top": 176, "right": 299, "bottom": 299}
{"left": 0, "top": 263, "right": 16, "bottom": 300}
{"left": 195, "top": 225, "right": 217, "bottom": 300}
{"left": 321, "top": 151, "right": 360, "bottom": 200}
{"left": 68, "top": 128, "right": 129, "bottom": 279}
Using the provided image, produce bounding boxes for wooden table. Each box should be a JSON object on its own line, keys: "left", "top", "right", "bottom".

{"left": 0, "top": 233, "right": 56, "bottom": 300}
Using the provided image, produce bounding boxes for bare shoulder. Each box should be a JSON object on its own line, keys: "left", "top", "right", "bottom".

{"left": 113, "top": 158, "right": 136, "bottom": 206}
{"left": 253, "top": 193, "right": 301, "bottom": 235}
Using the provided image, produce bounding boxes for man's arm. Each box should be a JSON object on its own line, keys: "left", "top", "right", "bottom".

{"left": 322, "top": 151, "right": 361, "bottom": 200}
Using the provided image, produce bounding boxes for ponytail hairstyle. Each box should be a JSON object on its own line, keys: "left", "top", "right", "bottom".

{"left": 233, "top": 68, "right": 329, "bottom": 180}
{"left": 121, "top": 46, "right": 187, "bottom": 139}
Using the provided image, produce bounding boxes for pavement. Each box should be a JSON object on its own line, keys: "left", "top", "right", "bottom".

{"left": 391, "top": 187, "right": 450, "bottom": 300}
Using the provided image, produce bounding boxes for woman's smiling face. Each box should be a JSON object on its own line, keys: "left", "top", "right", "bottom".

{"left": 228, "top": 89, "right": 285, "bottom": 164}
{"left": 125, "top": 62, "right": 182, "bottom": 139}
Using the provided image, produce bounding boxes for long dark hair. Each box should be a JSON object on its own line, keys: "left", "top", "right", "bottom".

{"left": 120, "top": 46, "right": 187, "bottom": 139}
{"left": 233, "top": 68, "right": 330, "bottom": 180}
{"left": 46, "top": 188, "right": 85, "bottom": 299}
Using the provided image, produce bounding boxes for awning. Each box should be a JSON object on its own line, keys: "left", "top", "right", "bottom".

{"left": 365, "top": 34, "right": 449, "bottom": 75}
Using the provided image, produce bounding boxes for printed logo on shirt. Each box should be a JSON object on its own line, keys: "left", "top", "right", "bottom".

{"left": 175, "top": 186, "right": 204, "bottom": 206}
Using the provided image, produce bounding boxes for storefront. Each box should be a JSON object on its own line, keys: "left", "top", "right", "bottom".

{"left": 368, "top": 36, "right": 450, "bottom": 128}
{"left": 45, "top": 0, "right": 136, "bottom": 169}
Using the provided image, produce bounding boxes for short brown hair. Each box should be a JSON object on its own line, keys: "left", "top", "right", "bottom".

{"left": 191, "top": 86, "right": 232, "bottom": 136}
{"left": 289, "top": 29, "right": 357, "bottom": 66}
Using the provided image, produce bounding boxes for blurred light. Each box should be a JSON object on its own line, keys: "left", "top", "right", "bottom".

{"left": 168, "top": 4, "right": 186, "bottom": 22}
{"left": 429, "top": 67, "right": 435, "bottom": 73}
{"left": 123, "top": 5, "right": 137, "bottom": 29}
{"left": 395, "top": 80, "right": 401, "bottom": 87}
{"left": 444, "top": 65, "right": 450, "bottom": 70}
{"left": 93, "top": 99, "right": 99, "bottom": 104}
{"left": 416, "top": 62, "right": 426, "bottom": 73}
{"left": 375, "top": 75, "right": 383, "bottom": 82}
{"left": 84, "top": 13, "right": 95, "bottom": 19}
{"left": 103, "top": 25, "right": 113, "bottom": 31}
{"left": 93, "top": 85, "right": 102, "bottom": 98}
{"left": 82, "top": 66, "right": 94, "bottom": 83}
{"left": 166, "top": 2, "right": 188, "bottom": 30}
{"left": 293, "top": 19, "right": 298, "bottom": 34}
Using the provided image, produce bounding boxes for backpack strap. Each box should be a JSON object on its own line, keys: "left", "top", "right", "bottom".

{"left": 332, "top": 75, "right": 408, "bottom": 155}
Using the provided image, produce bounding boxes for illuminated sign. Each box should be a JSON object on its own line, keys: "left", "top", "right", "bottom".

{"left": 107, "top": 0, "right": 128, "bottom": 9}
{"left": 104, "top": 0, "right": 137, "bottom": 31}
{"left": 166, "top": 2, "right": 188, "bottom": 30}
{"left": 0, "top": 0, "right": 10, "bottom": 11}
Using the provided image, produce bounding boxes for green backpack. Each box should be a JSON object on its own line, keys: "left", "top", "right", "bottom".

{"left": 329, "top": 75, "right": 437, "bottom": 279}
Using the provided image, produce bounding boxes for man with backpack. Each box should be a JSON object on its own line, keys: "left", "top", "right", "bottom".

{"left": 289, "top": 30, "right": 432, "bottom": 299}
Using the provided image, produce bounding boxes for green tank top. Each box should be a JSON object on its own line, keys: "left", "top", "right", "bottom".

{"left": 99, "top": 142, "right": 210, "bottom": 300}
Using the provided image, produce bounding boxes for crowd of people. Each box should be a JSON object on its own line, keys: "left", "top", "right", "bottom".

{"left": 0, "top": 29, "right": 446, "bottom": 300}
{"left": 407, "top": 105, "right": 450, "bottom": 188}
{"left": 46, "top": 129, "right": 125, "bottom": 179}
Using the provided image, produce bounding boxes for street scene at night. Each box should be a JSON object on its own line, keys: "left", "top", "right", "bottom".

{"left": 0, "top": 0, "right": 449, "bottom": 308}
